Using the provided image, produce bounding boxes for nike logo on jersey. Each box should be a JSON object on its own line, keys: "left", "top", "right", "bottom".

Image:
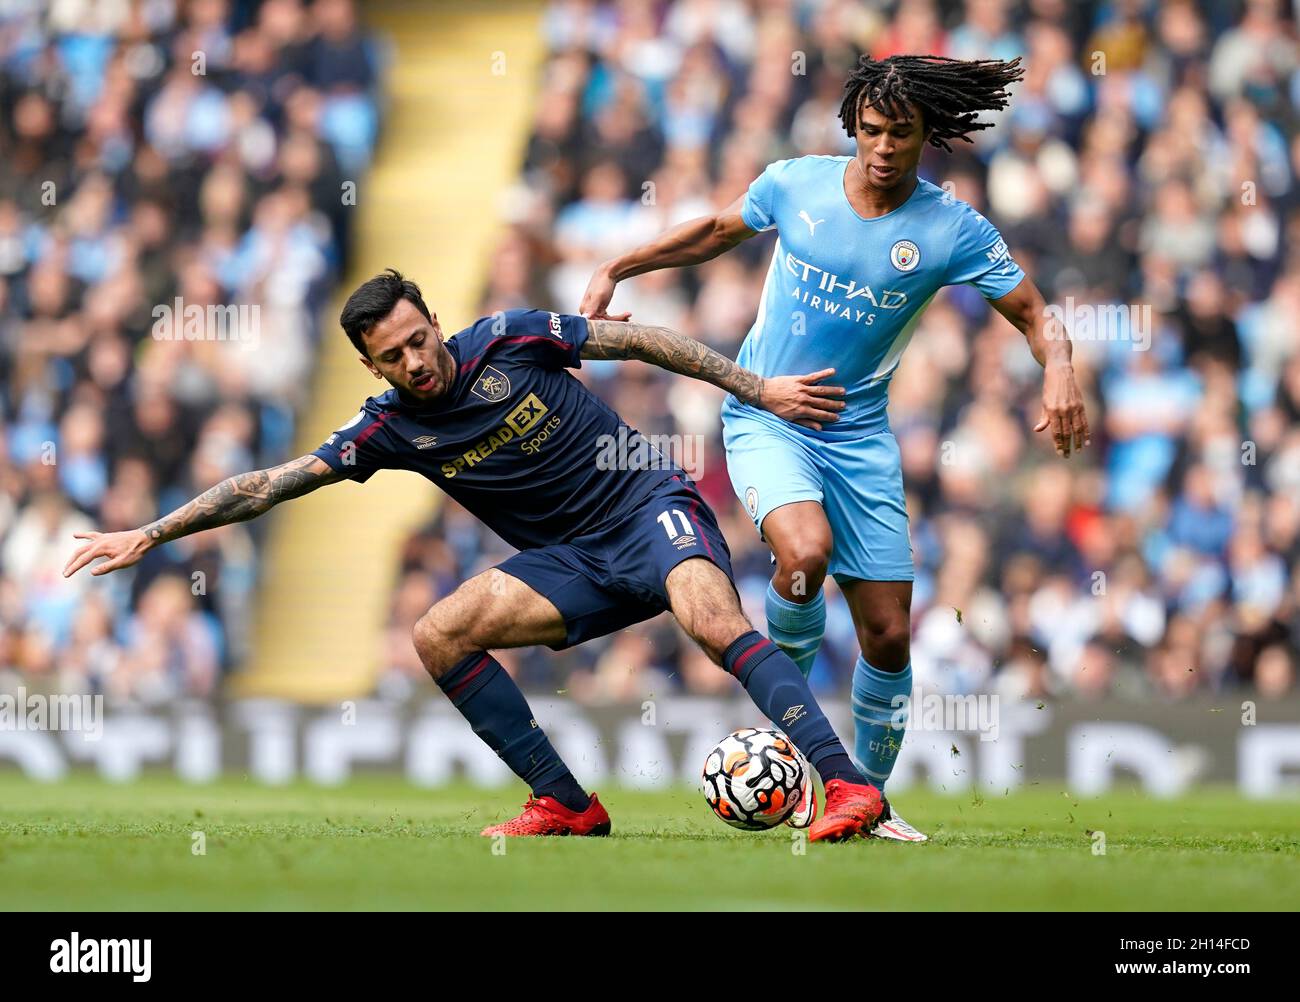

{"left": 798, "top": 210, "right": 824, "bottom": 236}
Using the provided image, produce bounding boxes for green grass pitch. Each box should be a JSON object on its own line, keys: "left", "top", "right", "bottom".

{"left": 1, "top": 774, "right": 1296, "bottom": 910}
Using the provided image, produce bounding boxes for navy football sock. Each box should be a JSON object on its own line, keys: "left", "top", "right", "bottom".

{"left": 437, "top": 652, "right": 589, "bottom": 813}
{"left": 722, "top": 630, "right": 865, "bottom": 785}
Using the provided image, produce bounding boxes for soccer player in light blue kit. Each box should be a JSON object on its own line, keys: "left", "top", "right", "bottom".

{"left": 582, "top": 55, "right": 1090, "bottom": 840}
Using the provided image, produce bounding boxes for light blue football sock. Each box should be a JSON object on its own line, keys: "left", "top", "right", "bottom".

{"left": 851, "top": 656, "right": 912, "bottom": 793}
{"left": 764, "top": 582, "right": 825, "bottom": 680}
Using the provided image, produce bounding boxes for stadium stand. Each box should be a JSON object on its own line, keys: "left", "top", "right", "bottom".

{"left": 381, "top": 0, "right": 1300, "bottom": 704}
{"left": 4, "top": 0, "right": 1297, "bottom": 710}
{"left": 0, "top": 0, "right": 382, "bottom": 703}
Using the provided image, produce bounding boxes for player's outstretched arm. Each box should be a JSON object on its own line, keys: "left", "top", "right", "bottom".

{"left": 62, "top": 455, "right": 343, "bottom": 578}
{"left": 580, "top": 194, "right": 757, "bottom": 321}
{"left": 582, "top": 318, "right": 845, "bottom": 431}
{"left": 989, "top": 276, "right": 1091, "bottom": 458}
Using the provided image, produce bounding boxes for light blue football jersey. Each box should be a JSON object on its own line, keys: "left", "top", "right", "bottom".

{"left": 721, "top": 155, "right": 1025, "bottom": 440}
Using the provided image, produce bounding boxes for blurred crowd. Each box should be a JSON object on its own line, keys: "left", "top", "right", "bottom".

{"left": 381, "top": 0, "right": 1300, "bottom": 705}
{"left": 0, "top": 0, "right": 382, "bottom": 703}
{"left": 4, "top": 0, "right": 1297, "bottom": 712}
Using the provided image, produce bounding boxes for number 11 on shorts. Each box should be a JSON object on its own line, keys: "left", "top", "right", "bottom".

{"left": 657, "top": 508, "right": 695, "bottom": 540}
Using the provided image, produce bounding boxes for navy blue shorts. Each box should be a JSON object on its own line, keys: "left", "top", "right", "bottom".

{"left": 497, "top": 476, "right": 734, "bottom": 649}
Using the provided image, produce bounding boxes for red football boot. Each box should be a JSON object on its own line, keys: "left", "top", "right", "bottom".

{"left": 479, "top": 793, "right": 611, "bottom": 837}
{"left": 808, "top": 779, "right": 883, "bottom": 843}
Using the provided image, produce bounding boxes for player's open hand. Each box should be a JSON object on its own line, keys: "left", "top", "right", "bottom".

{"left": 62, "top": 529, "right": 152, "bottom": 578}
{"left": 1034, "top": 361, "right": 1090, "bottom": 458}
{"left": 579, "top": 264, "right": 631, "bottom": 322}
{"left": 759, "top": 368, "right": 846, "bottom": 431}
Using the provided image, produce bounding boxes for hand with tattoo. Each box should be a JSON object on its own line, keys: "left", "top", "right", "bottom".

{"left": 63, "top": 455, "right": 340, "bottom": 578}
{"left": 582, "top": 318, "right": 845, "bottom": 430}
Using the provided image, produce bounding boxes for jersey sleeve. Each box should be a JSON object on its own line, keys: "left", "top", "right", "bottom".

{"left": 484, "top": 308, "right": 588, "bottom": 370}
{"left": 947, "top": 207, "right": 1026, "bottom": 300}
{"left": 740, "top": 159, "right": 789, "bottom": 233}
{"left": 310, "top": 404, "right": 394, "bottom": 483}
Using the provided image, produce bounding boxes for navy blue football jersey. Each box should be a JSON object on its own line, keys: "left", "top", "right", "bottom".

{"left": 311, "top": 309, "right": 683, "bottom": 550}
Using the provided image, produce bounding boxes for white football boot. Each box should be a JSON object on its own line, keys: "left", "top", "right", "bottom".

{"left": 784, "top": 747, "right": 818, "bottom": 830}
{"left": 866, "top": 797, "right": 928, "bottom": 842}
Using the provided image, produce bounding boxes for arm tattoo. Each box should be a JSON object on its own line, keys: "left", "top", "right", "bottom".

{"left": 142, "top": 455, "right": 340, "bottom": 544}
{"left": 582, "top": 319, "right": 764, "bottom": 405}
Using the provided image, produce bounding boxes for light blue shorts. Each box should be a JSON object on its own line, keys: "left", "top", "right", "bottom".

{"left": 722, "top": 409, "right": 914, "bottom": 583}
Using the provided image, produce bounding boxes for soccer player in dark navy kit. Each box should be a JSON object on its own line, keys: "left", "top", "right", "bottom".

{"left": 64, "top": 269, "right": 884, "bottom": 841}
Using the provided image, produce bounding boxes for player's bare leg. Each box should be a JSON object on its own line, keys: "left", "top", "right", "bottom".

{"left": 763, "top": 501, "right": 833, "bottom": 602}
{"left": 753, "top": 507, "right": 926, "bottom": 841}
{"left": 840, "top": 579, "right": 911, "bottom": 672}
{"left": 412, "top": 567, "right": 566, "bottom": 678}
{"left": 839, "top": 578, "right": 927, "bottom": 842}
{"left": 753, "top": 503, "right": 832, "bottom": 824}
{"left": 761, "top": 502, "right": 833, "bottom": 679}
{"left": 664, "top": 557, "right": 881, "bottom": 841}
{"left": 412, "top": 568, "right": 610, "bottom": 837}
{"left": 663, "top": 556, "right": 755, "bottom": 662}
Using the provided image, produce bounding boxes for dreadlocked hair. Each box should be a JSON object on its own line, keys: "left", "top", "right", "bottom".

{"left": 838, "top": 55, "right": 1025, "bottom": 152}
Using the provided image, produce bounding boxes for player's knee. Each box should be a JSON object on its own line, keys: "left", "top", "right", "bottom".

{"left": 412, "top": 610, "right": 473, "bottom": 679}
{"left": 773, "top": 537, "right": 831, "bottom": 596}
{"left": 857, "top": 617, "right": 911, "bottom": 671}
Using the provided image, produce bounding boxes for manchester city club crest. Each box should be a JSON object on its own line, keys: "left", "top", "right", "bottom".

{"left": 745, "top": 486, "right": 759, "bottom": 519}
{"left": 471, "top": 365, "right": 511, "bottom": 403}
{"left": 890, "top": 239, "right": 920, "bottom": 272}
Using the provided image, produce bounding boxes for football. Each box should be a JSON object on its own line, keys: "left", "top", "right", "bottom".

{"left": 700, "top": 727, "right": 809, "bottom": 830}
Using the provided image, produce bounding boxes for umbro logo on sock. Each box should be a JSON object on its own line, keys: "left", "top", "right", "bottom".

{"left": 782, "top": 705, "right": 807, "bottom": 725}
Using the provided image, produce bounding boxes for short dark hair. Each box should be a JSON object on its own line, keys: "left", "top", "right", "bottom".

{"left": 339, "top": 268, "right": 433, "bottom": 357}
{"left": 839, "top": 55, "right": 1024, "bottom": 153}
